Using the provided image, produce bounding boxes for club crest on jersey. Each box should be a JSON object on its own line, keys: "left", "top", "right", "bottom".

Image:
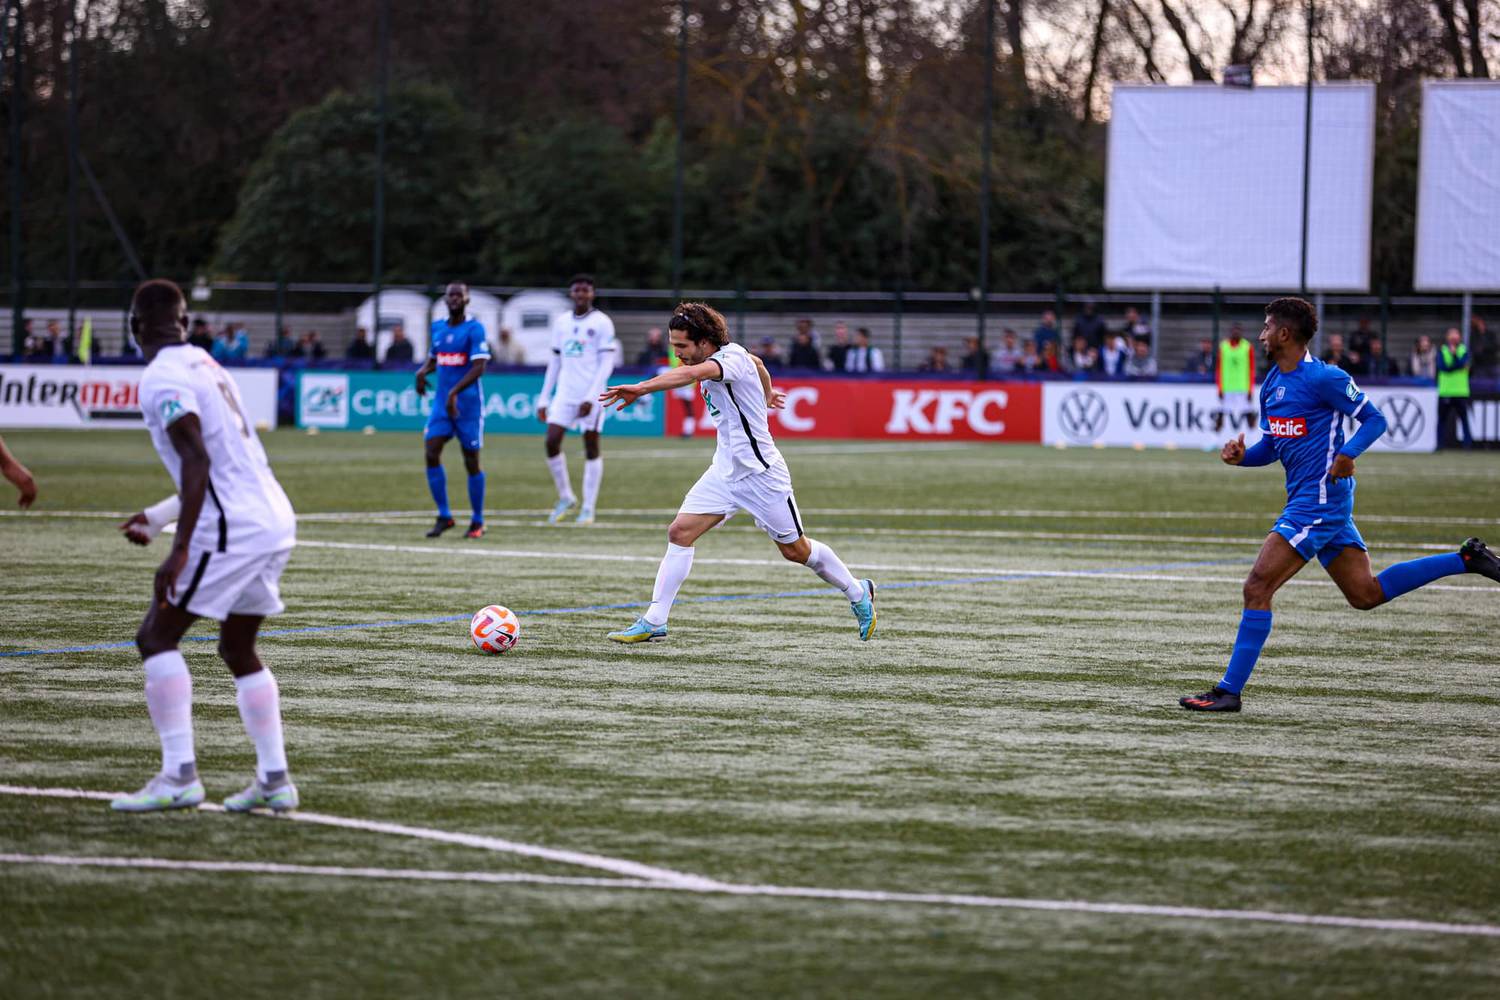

{"left": 1267, "top": 416, "right": 1307, "bottom": 438}
{"left": 436, "top": 352, "right": 468, "bottom": 366}
{"left": 159, "top": 395, "right": 186, "bottom": 424}
{"left": 1273, "top": 386, "right": 1286, "bottom": 402}
{"left": 1345, "top": 381, "right": 1360, "bottom": 401}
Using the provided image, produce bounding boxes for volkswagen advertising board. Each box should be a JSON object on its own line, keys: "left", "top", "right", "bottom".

{"left": 1042, "top": 382, "right": 1436, "bottom": 452}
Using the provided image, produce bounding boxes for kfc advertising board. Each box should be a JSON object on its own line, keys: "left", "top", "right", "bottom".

{"left": 664, "top": 378, "right": 1044, "bottom": 442}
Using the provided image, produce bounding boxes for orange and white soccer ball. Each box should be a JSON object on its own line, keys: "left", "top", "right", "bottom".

{"left": 470, "top": 605, "right": 520, "bottom": 653}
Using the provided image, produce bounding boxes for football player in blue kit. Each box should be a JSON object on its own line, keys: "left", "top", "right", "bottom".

{"left": 1182, "top": 296, "right": 1500, "bottom": 712}
{"left": 416, "top": 282, "right": 490, "bottom": 539}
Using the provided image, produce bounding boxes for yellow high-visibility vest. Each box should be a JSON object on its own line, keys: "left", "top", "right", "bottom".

{"left": 1218, "top": 338, "right": 1253, "bottom": 395}
{"left": 1438, "top": 344, "right": 1470, "bottom": 398}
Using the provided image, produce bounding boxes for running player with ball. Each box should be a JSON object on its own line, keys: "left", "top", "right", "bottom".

{"left": 599, "top": 302, "right": 876, "bottom": 644}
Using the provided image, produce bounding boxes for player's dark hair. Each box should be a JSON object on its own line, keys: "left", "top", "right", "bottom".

{"left": 1265, "top": 296, "right": 1317, "bottom": 343}
{"left": 131, "top": 279, "right": 185, "bottom": 328}
{"left": 668, "top": 302, "right": 730, "bottom": 347}
{"left": 568, "top": 273, "right": 595, "bottom": 289}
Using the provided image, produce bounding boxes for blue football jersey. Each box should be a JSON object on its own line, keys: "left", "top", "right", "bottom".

{"left": 1258, "top": 353, "right": 1370, "bottom": 509}
{"left": 429, "top": 318, "right": 490, "bottom": 406}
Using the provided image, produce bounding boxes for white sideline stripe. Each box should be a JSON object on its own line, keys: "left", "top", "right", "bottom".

{"left": 6, "top": 507, "right": 1495, "bottom": 529}
{"left": 0, "top": 785, "right": 719, "bottom": 889}
{"left": 3, "top": 853, "right": 1497, "bottom": 939}
{"left": 287, "top": 540, "right": 1497, "bottom": 593}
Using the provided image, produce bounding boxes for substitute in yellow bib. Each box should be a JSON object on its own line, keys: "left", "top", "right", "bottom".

{"left": 1437, "top": 327, "right": 1473, "bottom": 449}
{"left": 1215, "top": 323, "right": 1257, "bottom": 433}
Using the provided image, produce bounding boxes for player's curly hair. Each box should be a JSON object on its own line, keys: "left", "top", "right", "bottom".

{"left": 1265, "top": 296, "right": 1318, "bottom": 343}
{"left": 668, "top": 302, "right": 730, "bottom": 347}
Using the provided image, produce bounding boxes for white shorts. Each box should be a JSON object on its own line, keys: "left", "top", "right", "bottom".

{"left": 172, "top": 548, "right": 292, "bottom": 622}
{"left": 547, "top": 398, "right": 607, "bottom": 433}
{"left": 679, "top": 462, "right": 804, "bottom": 544}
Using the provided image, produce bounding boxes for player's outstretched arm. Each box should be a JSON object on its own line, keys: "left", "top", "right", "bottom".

{"left": 600, "top": 360, "right": 718, "bottom": 410}
{"left": 158, "top": 414, "right": 211, "bottom": 606}
{"left": 749, "top": 354, "right": 787, "bottom": 409}
{"left": 0, "top": 434, "right": 36, "bottom": 508}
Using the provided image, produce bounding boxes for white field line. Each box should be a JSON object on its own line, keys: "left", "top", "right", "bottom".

{"left": 3, "top": 851, "right": 1498, "bottom": 939}
{"left": 5, "top": 506, "right": 1494, "bottom": 528}
{"left": 285, "top": 539, "right": 1497, "bottom": 594}
{"left": 0, "top": 785, "right": 719, "bottom": 888}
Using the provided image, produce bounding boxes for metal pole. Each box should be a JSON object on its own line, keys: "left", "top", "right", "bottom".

{"left": 1212, "top": 286, "right": 1221, "bottom": 341}
{"left": 1150, "top": 290, "right": 1162, "bottom": 363}
{"left": 893, "top": 281, "right": 904, "bottom": 371}
{"left": 1298, "top": 0, "right": 1314, "bottom": 295}
{"left": 671, "top": 0, "right": 688, "bottom": 302}
{"left": 372, "top": 0, "right": 389, "bottom": 349}
{"left": 1461, "top": 292, "right": 1472, "bottom": 347}
{"left": 734, "top": 278, "right": 745, "bottom": 341}
{"left": 274, "top": 272, "right": 285, "bottom": 353}
{"left": 976, "top": 0, "right": 996, "bottom": 377}
{"left": 67, "top": 2, "right": 79, "bottom": 350}
{"left": 7, "top": 0, "right": 24, "bottom": 357}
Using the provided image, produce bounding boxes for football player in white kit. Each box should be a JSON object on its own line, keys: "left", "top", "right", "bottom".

{"left": 110, "top": 280, "right": 299, "bottom": 814}
{"left": 537, "top": 274, "right": 616, "bottom": 525}
{"left": 600, "top": 302, "right": 876, "bottom": 643}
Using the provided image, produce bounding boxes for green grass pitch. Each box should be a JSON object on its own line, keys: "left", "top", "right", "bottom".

{"left": 2, "top": 429, "right": 1498, "bottom": 997}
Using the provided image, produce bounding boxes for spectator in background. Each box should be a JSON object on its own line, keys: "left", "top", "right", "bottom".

{"left": 788, "top": 327, "right": 821, "bottom": 368}
{"left": 46, "top": 320, "right": 72, "bottom": 360}
{"left": 991, "top": 329, "right": 1023, "bottom": 374}
{"left": 754, "top": 336, "right": 784, "bottom": 369}
{"left": 1018, "top": 339, "right": 1040, "bottom": 373}
{"left": 384, "top": 326, "right": 415, "bottom": 366}
{"left": 960, "top": 336, "right": 987, "bottom": 376}
{"left": 1184, "top": 337, "right": 1215, "bottom": 375}
{"left": 846, "top": 327, "right": 884, "bottom": 373}
{"left": 1409, "top": 334, "right": 1437, "bottom": 380}
{"left": 825, "top": 323, "right": 851, "bottom": 371}
{"left": 918, "top": 345, "right": 951, "bottom": 373}
{"left": 1321, "top": 333, "right": 1352, "bottom": 368}
{"left": 1124, "top": 338, "right": 1157, "bottom": 378}
{"left": 1032, "top": 309, "right": 1061, "bottom": 354}
{"left": 1356, "top": 336, "right": 1399, "bottom": 377}
{"left": 1038, "top": 340, "right": 1062, "bottom": 373}
{"left": 346, "top": 327, "right": 375, "bottom": 361}
{"left": 266, "top": 326, "right": 295, "bottom": 358}
{"left": 1067, "top": 333, "right": 1098, "bottom": 374}
{"left": 1100, "top": 333, "right": 1129, "bottom": 376}
{"left": 1472, "top": 315, "right": 1498, "bottom": 376}
{"left": 188, "top": 318, "right": 215, "bottom": 352}
{"left": 214, "top": 324, "right": 249, "bottom": 363}
{"left": 297, "top": 330, "right": 327, "bottom": 361}
{"left": 24, "top": 323, "right": 49, "bottom": 360}
{"left": 1122, "top": 306, "right": 1151, "bottom": 342}
{"left": 635, "top": 327, "right": 666, "bottom": 366}
{"left": 1438, "top": 327, "right": 1473, "bottom": 449}
{"left": 1072, "top": 301, "right": 1108, "bottom": 351}
{"left": 493, "top": 327, "right": 525, "bottom": 365}
{"left": 1347, "top": 316, "right": 1375, "bottom": 359}
{"left": 794, "top": 316, "right": 821, "bottom": 350}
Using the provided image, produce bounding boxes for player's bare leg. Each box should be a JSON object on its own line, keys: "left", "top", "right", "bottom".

{"left": 461, "top": 447, "right": 485, "bottom": 538}
{"left": 424, "top": 435, "right": 456, "bottom": 537}
{"left": 608, "top": 513, "right": 723, "bottom": 642}
{"left": 544, "top": 423, "right": 576, "bottom": 523}
{"left": 219, "top": 614, "right": 298, "bottom": 812}
{"left": 1323, "top": 546, "right": 1386, "bottom": 610}
{"left": 1327, "top": 539, "right": 1489, "bottom": 606}
{"left": 777, "top": 536, "right": 878, "bottom": 640}
{"left": 113, "top": 601, "right": 204, "bottom": 811}
{"left": 578, "top": 428, "right": 602, "bottom": 524}
{"left": 1182, "top": 534, "right": 1307, "bottom": 712}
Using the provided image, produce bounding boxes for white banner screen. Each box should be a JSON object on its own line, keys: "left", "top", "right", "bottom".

{"left": 1105, "top": 84, "right": 1375, "bottom": 292}
{"left": 1415, "top": 81, "right": 1500, "bottom": 291}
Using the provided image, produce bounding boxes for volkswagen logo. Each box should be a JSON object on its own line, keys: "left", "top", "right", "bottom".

{"left": 1058, "top": 389, "right": 1109, "bottom": 443}
{"left": 1379, "top": 394, "right": 1425, "bottom": 450}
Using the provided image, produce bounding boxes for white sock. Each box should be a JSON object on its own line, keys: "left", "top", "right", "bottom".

{"left": 582, "top": 457, "right": 603, "bottom": 511}
{"left": 143, "top": 651, "right": 195, "bottom": 779}
{"left": 683, "top": 416, "right": 695, "bottom": 435}
{"left": 547, "top": 454, "right": 574, "bottom": 502}
{"left": 806, "top": 539, "right": 864, "bottom": 601}
{"left": 645, "top": 543, "right": 695, "bottom": 625}
{"left": 234, "top": 668, "right": 289, "bottom": 784}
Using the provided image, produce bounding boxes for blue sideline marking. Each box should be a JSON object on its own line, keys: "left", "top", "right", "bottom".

{"left": 0, "top": 559, "right": 1241, "bottom": 658}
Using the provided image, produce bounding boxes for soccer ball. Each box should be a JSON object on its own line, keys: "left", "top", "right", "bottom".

{"left": 470, "top": 605, "right": 521, "bottom": 653}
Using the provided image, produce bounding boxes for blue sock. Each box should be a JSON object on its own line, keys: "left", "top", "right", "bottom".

{"left": 1376, "top": 552, "right": 1465, "bottom": 603}
{"left": 467, "top": 471, "right": 486, "bottom": 525}
{"left": 1218, "top": 609, "right": 1273, "bottom": 694}
{"left": 426, "top": 466, "right": 450, "bottom": 520}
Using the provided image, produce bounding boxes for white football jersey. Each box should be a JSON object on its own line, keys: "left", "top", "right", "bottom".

{"left": 699, "top": 342, "right": 784, "bottom": 482}
{"left": 548, "top": 309, "right": 617, "bottom": 404}
{"left": 139, "top": 344, "right": 296, "bottom": 554}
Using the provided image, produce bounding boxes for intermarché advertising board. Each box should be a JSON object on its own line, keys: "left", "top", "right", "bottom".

{"left": 0, "top": 364, "right": 279, "bottom": 430}
{"left": 297, "top": 371, "right": 663, "bottom": 436}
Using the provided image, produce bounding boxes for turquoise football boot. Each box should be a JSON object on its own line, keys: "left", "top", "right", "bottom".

{"left": 547, "top": 497, "right": 576, "bottom": 524}
{"left": 851, "top": 579, "right": 877, "bottom": 641}
{"left": 607, "top": 617, "right": 668, "bottom": 643}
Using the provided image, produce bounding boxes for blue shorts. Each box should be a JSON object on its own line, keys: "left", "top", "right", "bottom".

{"left": 425, "top": 411, "right": 482, "bottom": 451}
{"left": 1271, "top": 507, "right": 1367, "bottom": 567}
